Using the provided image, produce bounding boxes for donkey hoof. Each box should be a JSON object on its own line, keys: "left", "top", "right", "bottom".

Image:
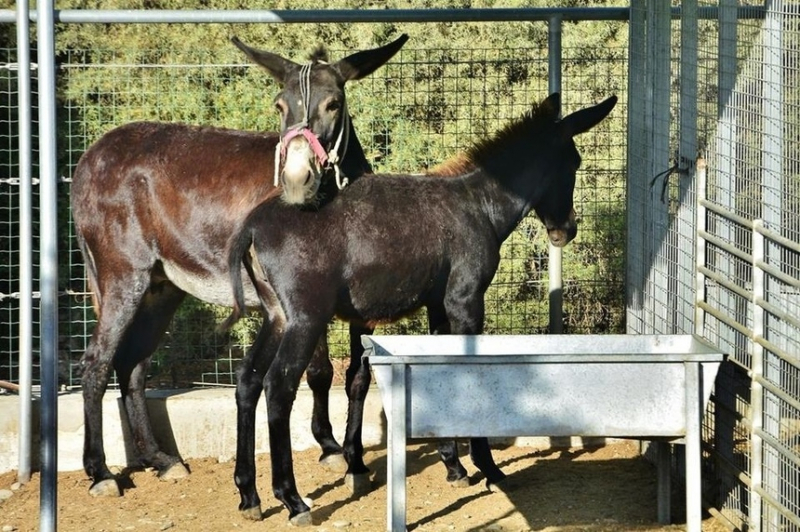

{"left": 448, "top": 476, "right": 471, "bottom": 488}
{"left": 345, "top": 473, "right": 372, "bottom": 496}
{"left": 319, "top": 453, "right": 348, "bottom": 473}
{"left": 289, "top": 510, "right": 313, "bottom": 527}
{"left": 240, "top": 505, "right": 263, "bottom": 521}
{"left": 89, "top": 478, "right": 121, "bottom": 497}
{"left": 159, "top": 462, "right": 190, "bottom": 480}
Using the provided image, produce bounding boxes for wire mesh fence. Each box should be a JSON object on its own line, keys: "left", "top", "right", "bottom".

{"left": 628, "top": 2, "right": 800, "bottom": 530}
{"left": 0, "top": 18, "right": 629, "bottom": 390}
{"left": 4, "top": 4, "right": 800, "bottom": 530}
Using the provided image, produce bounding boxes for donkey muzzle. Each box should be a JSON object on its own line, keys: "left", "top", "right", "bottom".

{"left": 280, "top": 134, "right": 324, "bottom": 205}
{"left": 546, "top": 209, "right": 578, "bottom": 248}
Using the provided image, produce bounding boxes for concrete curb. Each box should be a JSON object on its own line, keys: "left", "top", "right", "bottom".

{"left": 0, "top": 386, "right": 605, "bottom": 474}
{"left": 0, "top": 385, "right": 386, "bottom": 473}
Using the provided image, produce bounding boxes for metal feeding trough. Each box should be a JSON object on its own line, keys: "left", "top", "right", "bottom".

{"left": 363, "top": 334, "right": 726, "bottom": 532}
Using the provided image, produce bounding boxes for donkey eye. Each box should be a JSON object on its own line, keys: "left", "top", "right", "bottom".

{"left": 275, "top": 101, "right": 287, "bottom": 115}
{"left": 326, "top": 100, "right": 341, "bottom": 113}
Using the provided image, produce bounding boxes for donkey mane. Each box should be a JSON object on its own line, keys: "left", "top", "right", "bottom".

{"left": 308, "top": 46, "right": 330, "bottom": 64}
{"left": 430, "top": 98, "right": 558, "bottom": 178}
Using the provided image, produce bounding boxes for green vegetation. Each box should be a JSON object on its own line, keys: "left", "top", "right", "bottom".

{"left": 3, "top": 1, "right": 629, "bottom": 385}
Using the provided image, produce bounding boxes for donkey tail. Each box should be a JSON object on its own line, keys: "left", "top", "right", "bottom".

{"left": 219, "top": 227, "right": 255, "bottom": 332}
{"left": 76, "top": 232, "right": 102, "bottom": 314}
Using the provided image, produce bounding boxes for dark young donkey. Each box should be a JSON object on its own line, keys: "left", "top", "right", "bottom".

{"left": 71, "top": 33, "right": 408, "bottom": 498}
{"left": 224, "top": 92, "right": 618, "bottom": 525}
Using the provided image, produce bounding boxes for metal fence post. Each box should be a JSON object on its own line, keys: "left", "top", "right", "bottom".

{"left": 713, "top": 3, "right": 740, "bottom": 527}
{"left": 646, "top": 0, "right": 672, "bottom": 333}
{"left": 694, "top": 157, "right": 707, "bottom": 338}
{"left": 677, "top": 0, "right": 698, "bottom": 335}
{"left": 760, "top": 5, "right": 783, "bottom": 528}
{"left": 15, "top": 0, "right": 33, "bottom": 487}
{"left": 626, "top": 3, "right": 647, "bottom": 332}
{"left": 714, "top": 0, "right": 738, "bottom": 352}
{"left": 751, "top": 219, "right": 765, "bottom": 531}
{"left": 547, "top": 13, "right": 563, "bottom": 334}
{"left": 36, "top": 0, "right": 59, "bottom": 529}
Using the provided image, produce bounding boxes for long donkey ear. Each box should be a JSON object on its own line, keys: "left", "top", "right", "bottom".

{"left": 560, "top": 95, "right": 618, "bottom": 137}
{"left": 231, "top": 36, "right": 299, "bottom": 86}
{"left": 540, "top": 92, "right": 561, "bottom": 119}
{"left": 334, "top": 33, "right": 409, "bottom": 81}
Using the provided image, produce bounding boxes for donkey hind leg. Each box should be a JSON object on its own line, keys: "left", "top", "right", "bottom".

{"left": 82, "top": 270, "right": 153, "bottom": 497}
{"left": 265, "top": 323, "right": 327, "bottom": 526}
{"left": 114, "top": 282, "right": 187, "bottom": 479}
{"left": 304, "top": 328, "right": 346, "bottom": 471}
{"left": 234, "top": 322, "right": 277, "bottom": 521}
{"left": 469, "top": 437, "right": 507, "bottom": 491}
{"left": 341, "top": 321, "right": 374, "bottom": 495}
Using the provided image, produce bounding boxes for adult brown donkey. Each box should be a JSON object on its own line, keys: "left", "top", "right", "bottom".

{"left": 71, "top": 33, "right": 408, "bottom": 498}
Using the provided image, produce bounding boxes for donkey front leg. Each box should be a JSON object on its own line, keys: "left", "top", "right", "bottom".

{"left": 440, "top": 293, "right": 507, "bottom": 490}
{"left": 437, "top": 440, "right": 470, "bottom": 487}
{"left": 427, "top": 304, "right": 471, "bottom": 487}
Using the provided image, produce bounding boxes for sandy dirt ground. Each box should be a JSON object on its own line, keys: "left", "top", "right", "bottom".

{"left": 0, "top": 440, "right": 728, "bottom": 532}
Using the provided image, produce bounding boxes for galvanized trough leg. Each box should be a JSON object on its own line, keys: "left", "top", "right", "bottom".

{"left": 387, "top": 363, "right": 407, "bottom": 532}
{"left": 656, "top": 441, "right": 671, "bottom": 524}
{"left": 684, "top": 361, "right": 702, "bottom": 532}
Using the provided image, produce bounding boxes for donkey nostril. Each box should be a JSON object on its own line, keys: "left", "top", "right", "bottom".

{"left": 304, "top": 173, "right": 312, "bottom": 186}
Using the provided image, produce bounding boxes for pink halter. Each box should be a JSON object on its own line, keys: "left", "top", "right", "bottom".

{"left": 280, "top": 126, "right": 329, "bottom": 167}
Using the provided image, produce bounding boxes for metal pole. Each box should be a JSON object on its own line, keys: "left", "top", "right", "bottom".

{"left": 694, "top": 157, "right": 707, "bottom": 336}
{"left": 677, "top": 0, "right": 698, "bottom": 335}
{"left": 656, "top": 440, "right": 672, "bottom": 523}
{"left": 387, "top": 363, "right": 407, "bottom": 532}
{"left": 713, "top": 5, "right": 739, "bottom": 529}
{"left": 684, "top": 361, "right": 703, "bottom": 532}
{"left": 2, "top": 7, "right": 632, "bottom": 24}
{"left": 547, "top": 14, "right": 563, "bottom": 334}
{"left": 36, "top": 0, "right": 59, "bottom": 529}
{"left": 15, "top": 0, "right": 33, "bottom": 486}
{"left": 647, "top": 0, "right": 672, "bottom": 333}
{"left": 626, "top": 2, "right": 647, "bottom": 332}
{"left": 716, "top": 0, "right": 738, "bottom": 347}
{"left": 0, "top": 6, "right": 766, "bottom": 24}
{"left": 760, "top": 4, "right": 783, "bottom": 528}
{"left": 751, "top": 219, "right": 765, "bottom": 531}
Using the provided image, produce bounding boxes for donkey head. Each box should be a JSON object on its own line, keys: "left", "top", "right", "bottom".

{"left": 534, "top": 92, "right": 617, "bottom": 247}
{"left": 232, "top": 34, "right": 408, "bottom": 205}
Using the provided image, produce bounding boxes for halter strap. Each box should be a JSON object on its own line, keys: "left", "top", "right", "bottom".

{"left": 274, "top": 63, "right": 351, "bottom": 190}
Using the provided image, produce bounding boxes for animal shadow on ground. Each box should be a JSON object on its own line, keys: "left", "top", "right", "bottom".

{"left": 361, "top": 441, "right": 669, "bottom": 531}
